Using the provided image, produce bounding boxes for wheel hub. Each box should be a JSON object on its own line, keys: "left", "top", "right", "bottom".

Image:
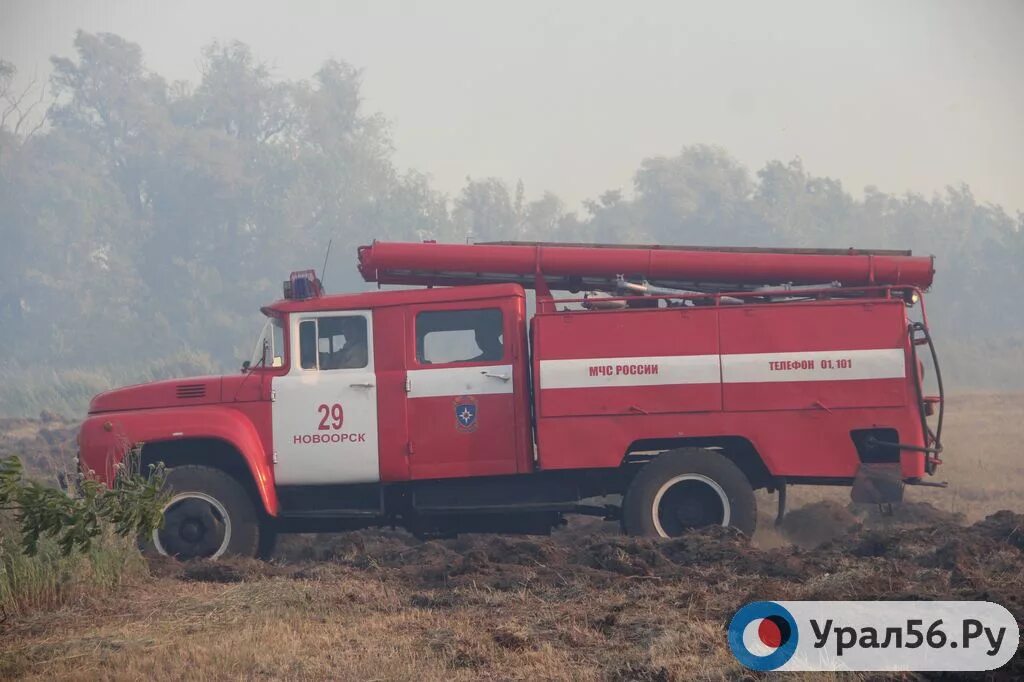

{"left": 673, "top": 498, "right": 708, "bottom": 526}
{"left": 653, "top": 474, "right": 731, "bottom": 537}
{"left": 179, "top": 519, "right": 203, "bottom": 543}
{"left": 153, "top": 493, "right": 232, "bottom": 560}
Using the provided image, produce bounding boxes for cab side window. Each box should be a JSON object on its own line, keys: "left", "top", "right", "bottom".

{"left": 298, "top": 316, "right": 368, "bottom": 370}
{"left": 416, "top": 308, "right": 503, "bottom": 365}
{"left": 271, "top": 319, "right": 285, "bottom": 367}
{"left": 299, "top": 321, "right": 318, "bottom": 369}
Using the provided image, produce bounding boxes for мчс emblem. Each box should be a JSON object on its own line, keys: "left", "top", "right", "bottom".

{"left": 454, "top": 395, "right": 478, "bottom": 432}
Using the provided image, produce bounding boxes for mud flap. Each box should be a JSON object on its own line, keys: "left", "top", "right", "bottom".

{"left": 851, "top": 463, "right": 905, "bottom": 504}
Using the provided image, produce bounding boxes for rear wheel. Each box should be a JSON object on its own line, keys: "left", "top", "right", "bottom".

{"left": 622, "top": 448, "right": 757, "bottom": 537}
{"left": 148, "top": 465, "right": 260, "bottom": 560}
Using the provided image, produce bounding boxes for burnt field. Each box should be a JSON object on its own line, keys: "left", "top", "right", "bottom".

{"left": 1, "top": 393, "right": 1023, "bottom": 680}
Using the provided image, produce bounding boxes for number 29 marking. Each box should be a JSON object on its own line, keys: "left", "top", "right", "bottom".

{"left": 317, "top": 403, "right": 345, "bottom": 430}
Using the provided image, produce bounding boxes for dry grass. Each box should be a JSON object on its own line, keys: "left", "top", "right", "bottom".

{"left": 0, "top": 392, "right": 1021, "bottom": 680}
{"left": 3, "top": 515, "right": 1021, "bottom": 681}
{"left": 0, "top": 532, "right": 148, "bottom": 620}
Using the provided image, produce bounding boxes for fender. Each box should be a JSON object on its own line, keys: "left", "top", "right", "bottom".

{"left": 79, "top": 405, "right": 279, "bottom": 516}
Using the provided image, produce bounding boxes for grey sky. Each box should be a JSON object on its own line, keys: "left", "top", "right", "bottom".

{"left": 2, "top": 0, "right": 1022, "bottom": 214}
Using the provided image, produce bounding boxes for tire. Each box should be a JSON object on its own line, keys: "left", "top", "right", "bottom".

{"left": 147, "top": 465, "right": 261, "bottom": 560}
{"left": 622, "top": 448, "right": 757, "bottom": 537}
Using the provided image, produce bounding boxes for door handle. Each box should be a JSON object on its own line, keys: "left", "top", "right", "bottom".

{"left": 349, "top": 382, "right": 375, "bottom": 388}
{"left": 481, "top": 371, "right": 510, "bottom": 381}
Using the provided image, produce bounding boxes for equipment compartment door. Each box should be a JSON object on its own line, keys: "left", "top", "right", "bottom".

{"left": 535, "top": 307, "right": 722, "bottom": 417}
{"left": 719, "top": 301, "right": 908, "bottom": 411}
{"left": 404, "top": 301, "right": 525, "bottom": 480}
{"left": 272, "top": 310, "right": 380, "bottom": 485}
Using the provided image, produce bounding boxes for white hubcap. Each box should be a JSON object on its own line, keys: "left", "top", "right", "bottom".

{"left": 152, "top": 492, "right": 233, "bottom": 560}
{"left": 651, "top": 473, "right": 731, "bottom": 538}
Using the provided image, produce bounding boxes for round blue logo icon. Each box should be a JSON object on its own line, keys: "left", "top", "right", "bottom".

{"left": 728, "top": 601, "right": 799, "bottom": 671}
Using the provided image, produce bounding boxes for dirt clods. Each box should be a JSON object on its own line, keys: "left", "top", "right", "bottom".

{"left": 256, "top": 510, "right": 1024, "bottom": 626}
{"left": 859, "top": 500, "right": 966, "bottom": 527}
{"left": 779, "top": 499, "right": 973, "bottom": 548}
{"left": 973, "top": 509, "right": 1024, "bottom": 550}
{"left": 780, "top": 499, "right": 862, "bottom": 547}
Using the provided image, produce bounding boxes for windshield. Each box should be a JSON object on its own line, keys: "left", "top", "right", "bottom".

{"left": 248, "top": 318, "right": 285, "bottom": 369}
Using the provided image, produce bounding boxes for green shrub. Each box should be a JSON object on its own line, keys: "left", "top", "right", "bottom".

{"left": 0, "top": 454, "right": 167, "bottom": 617}
{"left": 0, "top": 455, "right": 167, "bottom": 556}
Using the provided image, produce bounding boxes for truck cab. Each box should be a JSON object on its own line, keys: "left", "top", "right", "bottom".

{"left": 79, "top": 242, "right": 944, "bottom": 560}
{"left": 266, "top": 282, "right": 533, "bottom": 486}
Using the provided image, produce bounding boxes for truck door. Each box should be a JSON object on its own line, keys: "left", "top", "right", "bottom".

{"left": 272, "top": 310, "right": 380, "bottom": 485}
{"left": 404, "top": 301, "right": 526, "bottom": 479}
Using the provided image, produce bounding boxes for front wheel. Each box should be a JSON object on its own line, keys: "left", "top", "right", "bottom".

{"left": 622, "top": 448, "right": 757, "bottom": 537}
{"left": 147, "top": 465, "right": 261, "bottom": 560}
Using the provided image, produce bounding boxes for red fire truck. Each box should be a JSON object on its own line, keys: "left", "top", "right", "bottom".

{"left": 78, "top": 241, "right": 944, "bottom": 559}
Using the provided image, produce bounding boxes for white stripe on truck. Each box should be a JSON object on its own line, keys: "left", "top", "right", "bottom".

{"left": 721, "top": 348, "right": 906, "bottom": 384}
{"left": 539, "top": 355, "right": 721, "bottom": 389}
{"left": 539, "top": 348, "right": 906, "bottom": 390}
{"left": 407, "top": 364, "right": 514, "bottom": 398}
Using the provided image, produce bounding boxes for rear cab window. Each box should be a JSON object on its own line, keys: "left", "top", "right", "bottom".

{"left": 415, "top": 308, "right": 505, "bottom": 365}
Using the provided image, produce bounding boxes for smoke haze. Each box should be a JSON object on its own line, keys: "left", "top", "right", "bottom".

{"left": 3, "top": 0, "right": 1022, "bottom": 212}
{"left": 0, "top": 2, "right": 1021, "bottom": 415}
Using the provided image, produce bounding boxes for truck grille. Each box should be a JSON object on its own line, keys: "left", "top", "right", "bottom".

{"left": 175, "top": 384, "right": 206, "bottom": 399}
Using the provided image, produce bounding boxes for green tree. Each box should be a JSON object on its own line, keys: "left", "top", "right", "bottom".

{"left": 632, "top": 144, "right": 766, "bottom": 245}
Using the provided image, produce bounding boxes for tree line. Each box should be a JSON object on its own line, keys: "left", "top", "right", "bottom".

{"left": 0, "top": 32, "right": 1021, "bottom": 415}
